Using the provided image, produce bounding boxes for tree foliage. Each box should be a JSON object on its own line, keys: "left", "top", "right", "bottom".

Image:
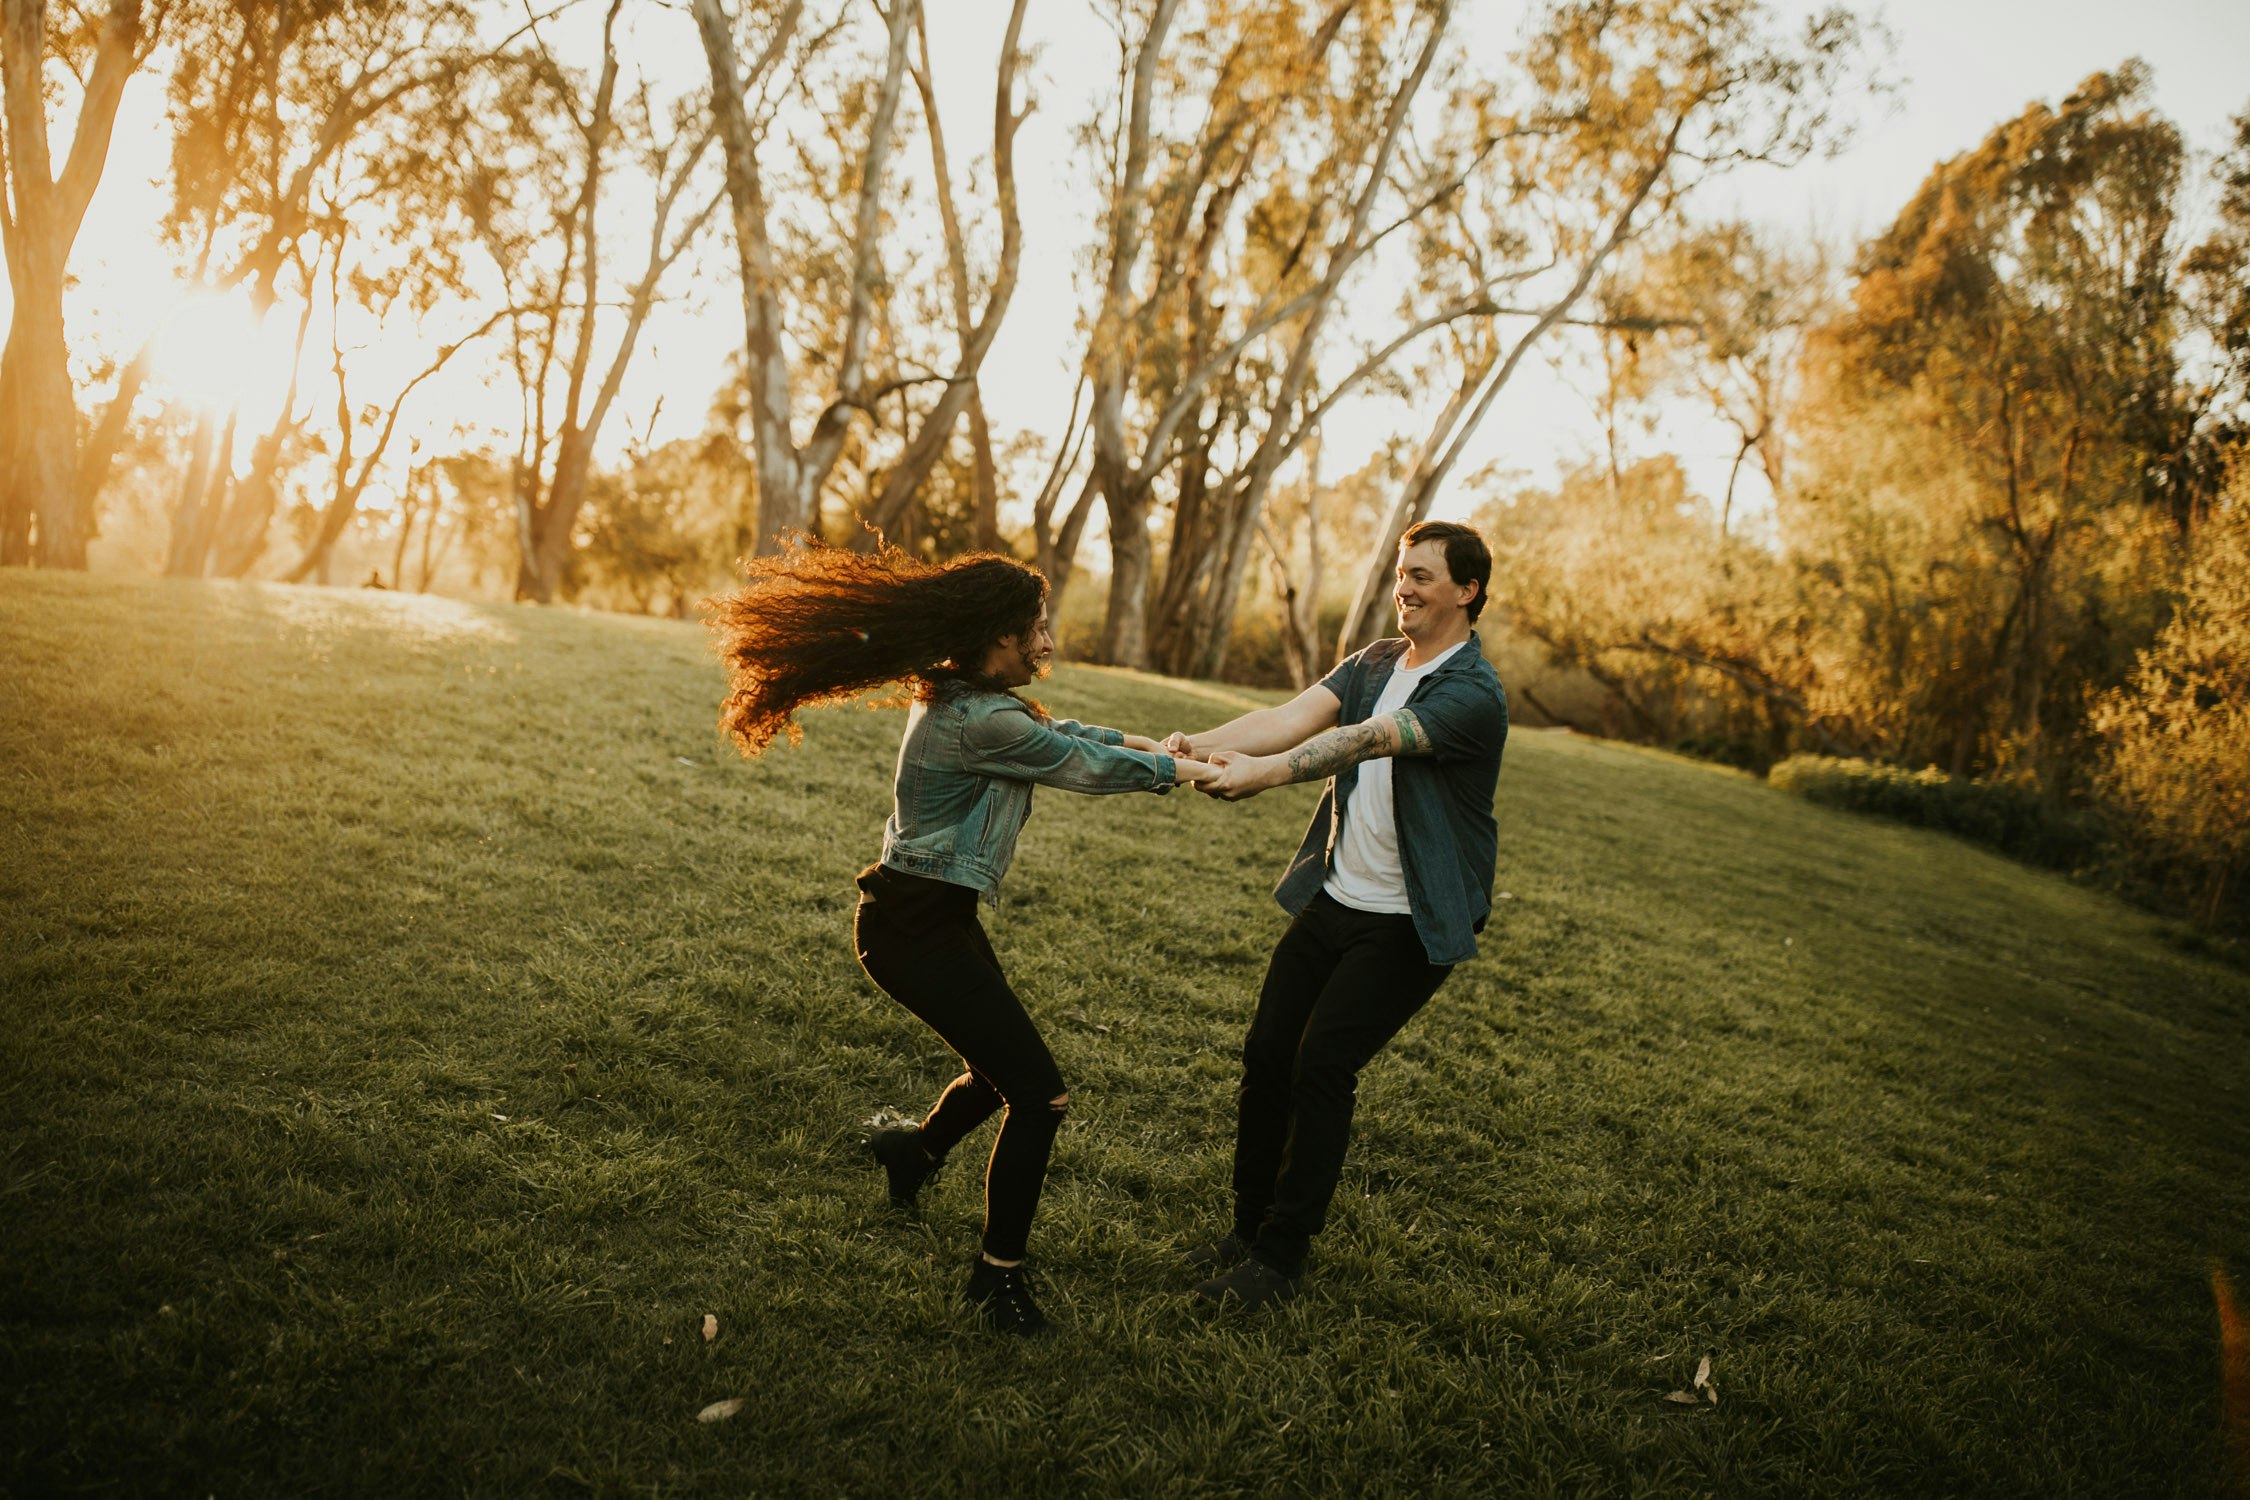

{"left": 2092, "top": 477, "right": 2250, "bottom": 923}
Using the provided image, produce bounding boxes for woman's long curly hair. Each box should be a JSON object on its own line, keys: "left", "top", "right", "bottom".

{"left": 707, "top": 541, "right": 1048, "bottom": 756}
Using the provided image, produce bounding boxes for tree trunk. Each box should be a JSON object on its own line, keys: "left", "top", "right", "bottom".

{"left": 0, "top": 332, "right": 25, "bottom": 564}
{"left": 1099, "top": 459, "right": 1154, "bottom": 668}
{"left": 163, "top": 409, "right": 224, "bottom": 577}
{"left": 212, "top": 432, "right": 282, "bottom": 578}
{"left": 1, "top": 0, "right": 146, "bottom": 568}
{"left": 76, "top": 337, "right": 153, "bottom": 526}
{"left": 1035, "top": 466, "right": 1099, "bottom": 640}
{"left": 967, "top": 393, "right": 1000, "bottom": 551}
{"left": 5, "top": 258, "right": 83, "bottom": 566}
{"left": 391, "top": 475, "right": 419, "bottom": 592}
{"left": 696, "top": 0, "right": 925, "bottom": 556}
{"left": 518, "top": 426, "right": 601, "bottom": 601}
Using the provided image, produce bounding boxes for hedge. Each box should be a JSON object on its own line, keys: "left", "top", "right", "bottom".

{"left": 1766, "top": 755, "right": 2106, "bottom": 871}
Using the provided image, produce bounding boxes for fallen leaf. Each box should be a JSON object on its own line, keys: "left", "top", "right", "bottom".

{"left": 697, "top": 1398, "right": 746, "bottom": 1424}
{"left": 675, "top": 757, "right": 699, "bottom": 768}
{"left": 1705, "top": 1383, "right": 1720, "bottom": 1406}
{"left": 1663, "top": 1391, "right": 1700, "bottom": 1405}
{"left": 1693, "top": 1355, "right": 1712, "bottom": 1389}
{"left": 702, "top": 1313, "right": 718, "bottom": 1342}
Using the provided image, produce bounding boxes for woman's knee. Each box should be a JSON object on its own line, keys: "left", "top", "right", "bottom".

{"left": 1002, "top": 1084, "right": 1069, "bottom": 1135}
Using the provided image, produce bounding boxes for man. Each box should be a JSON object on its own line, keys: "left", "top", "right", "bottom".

{"left": 1163, "top": 520, "right": 1509, "bottom": 1311}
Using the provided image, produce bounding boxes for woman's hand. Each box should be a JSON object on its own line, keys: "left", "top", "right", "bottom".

{"left": 1160, "top": 730, "right": 1197, "bottom": 759}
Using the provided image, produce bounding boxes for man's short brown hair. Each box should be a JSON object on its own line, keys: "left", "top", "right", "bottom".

{"left": 1401, "top": 520, "right": 1491, "bottom": 622}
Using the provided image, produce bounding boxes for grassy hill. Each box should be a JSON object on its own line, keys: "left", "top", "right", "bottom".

{"left": 3, "top": 570, "right": 2244, "bottom": 1496}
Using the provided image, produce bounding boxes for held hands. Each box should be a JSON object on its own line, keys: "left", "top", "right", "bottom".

{"left": 1138, "top": 733, "right": 1223, "bottom": 791}
{"left": 1198, "top": 749, "right": 1284, "bottom": 801}
{"left": 1172, "top": 756, "right": 1220, "bottom": 788}
{"left": 1152, "top": 731, "right": 1277, "bottom": 800}
{"left": 1165, "top": 754, "right": 1270, "bottom": 798}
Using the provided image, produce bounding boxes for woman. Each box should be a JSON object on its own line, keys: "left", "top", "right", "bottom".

{"left": 710, "top": 543, "right": 1215, "bottom": 1335}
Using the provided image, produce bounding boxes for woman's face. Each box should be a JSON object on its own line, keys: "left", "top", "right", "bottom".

{"left": 988, "top": 602, "right": 1054, "bottom": 687}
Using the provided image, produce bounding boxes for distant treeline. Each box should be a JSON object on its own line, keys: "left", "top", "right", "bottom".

{"left": 1483, "top": 69, "right": 2250, "bottom": 928}
{"left": 1, "top": 6, "right": 2243, "bottom": 922}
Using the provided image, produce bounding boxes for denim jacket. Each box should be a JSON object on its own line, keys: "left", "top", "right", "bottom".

{"left": 1272, "top": 633, "right": 1509, "bottom": 964}
{"left": 879, "top": 685, "right": 1178, "bottom": 900}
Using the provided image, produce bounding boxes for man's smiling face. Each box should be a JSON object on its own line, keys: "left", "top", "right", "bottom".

{"left": 1393, "top": 538, "right": 1475, "bottom": 639}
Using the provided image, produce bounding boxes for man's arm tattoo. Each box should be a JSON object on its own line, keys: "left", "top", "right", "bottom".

{"left": 1389, "top": 707, "right": 1430, "bottom": 755}
{"left": 1282, "top": 721, "right": 1388, "bottom": 783}
{"left": 1280, "top": 708, "right": 1427, "bottom": 783}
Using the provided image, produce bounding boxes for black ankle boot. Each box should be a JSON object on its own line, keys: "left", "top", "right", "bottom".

{"left": 868, "top": 1126, "right": 938, "bottom": 1208}
{"left": 1182, "top": 1230, "right": 1252, "bottom": 1273}
{"left": 964, "top": 1255, "right": 1051, "bottom": 1336}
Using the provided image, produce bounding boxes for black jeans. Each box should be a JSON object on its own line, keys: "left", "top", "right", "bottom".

{"left": 853, "top": 864, "right": 1066, "bottom": 1263}
{"left": 1233, "top": 891, "right": 1452, "bottom": 1276}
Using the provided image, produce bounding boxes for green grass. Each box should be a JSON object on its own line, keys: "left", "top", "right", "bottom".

{"left": 3, "top": 569, "right": 2245, "bottom": 1497}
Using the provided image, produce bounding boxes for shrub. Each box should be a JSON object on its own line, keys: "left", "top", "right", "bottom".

{"left": 1767, "top": 755, "right": 2106, "bottom": 870}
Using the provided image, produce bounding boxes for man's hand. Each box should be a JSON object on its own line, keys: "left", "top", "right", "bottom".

{"left": 1197, "top": 749, "right": 1282, "bottom": 801}
{"left": 1196, "top": 708, "right": 1431, "bottom": 801}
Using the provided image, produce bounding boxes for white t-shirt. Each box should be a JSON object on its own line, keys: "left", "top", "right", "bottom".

{"left": 1322, "top": 641, "right": 1465, "bottom": 914}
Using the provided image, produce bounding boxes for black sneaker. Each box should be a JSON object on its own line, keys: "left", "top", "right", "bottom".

{"left": 1182, "top": 1230, "right": 1252, "bottom": 1274}
{"left": 1193, "top": 1255, "right": 1300, "bottom": 1312}
{"left": 868, "top": 1126, "right": 937, "bottom": 1208}
{"left": 964, "top": 1255, "right": 1051, "bottom": 1336}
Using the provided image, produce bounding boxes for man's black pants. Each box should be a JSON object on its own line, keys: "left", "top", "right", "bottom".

{"left": 1233, "top": 891, "right": 1452, "bottom": 1276}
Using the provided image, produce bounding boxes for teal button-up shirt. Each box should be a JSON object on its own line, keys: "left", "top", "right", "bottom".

{"left": 1273, "top": 633, "right": 1509, "bottom": 964}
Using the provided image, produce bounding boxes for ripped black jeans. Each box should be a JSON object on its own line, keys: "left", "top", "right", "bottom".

{"left": 854, "top": 864, "right": 1067, "bottom": 1263}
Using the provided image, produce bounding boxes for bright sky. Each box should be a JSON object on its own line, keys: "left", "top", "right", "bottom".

{"left": 17, "top": 0, "right": 2250, "bottom": 537}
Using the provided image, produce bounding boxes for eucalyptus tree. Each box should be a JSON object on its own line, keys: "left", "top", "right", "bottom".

{"left": 472, "top": 2, "right": 723, "bottom": 602}
{"left": 1071, "top": 0, "right": 1469, "bottom": 672}
{"left": 2174, "top": 106, "right": 2250, "bottom": 525}
{"left": 151, "top": 0, "right": 495, "bottom": 577}
{"left": 898, "top": 0, "right": 1028, "bottom": 552}
{"left": 267, "top": 60, "right": 505, "bottom": 586}
{"left": 2092, "top": 470, "right": 2250, "bottom": 925}
{"left": 1333, "top": 0, "right": 1880, "bottom": 656}
{"left": 278, "top": 207, "right": 508, "bottom": 585}
{"left": 0, "top": 0, "right": 172, "bottom": 567}
{"left": 1148, "top": 0, "right": 1473, "bottom": 679}
{"left": 1621, "top": 222, "right": 1834, "bottom": 538}
{"left": 1805, "top": 63, "right": 2193, "bottom": 777}
{"left": 693, "top": 0, "right": 1029, "bottom": 556}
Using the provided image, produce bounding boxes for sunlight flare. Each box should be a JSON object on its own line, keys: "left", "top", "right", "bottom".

{"left": 150, "top": 289, "right": 298, "bottom": 424}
